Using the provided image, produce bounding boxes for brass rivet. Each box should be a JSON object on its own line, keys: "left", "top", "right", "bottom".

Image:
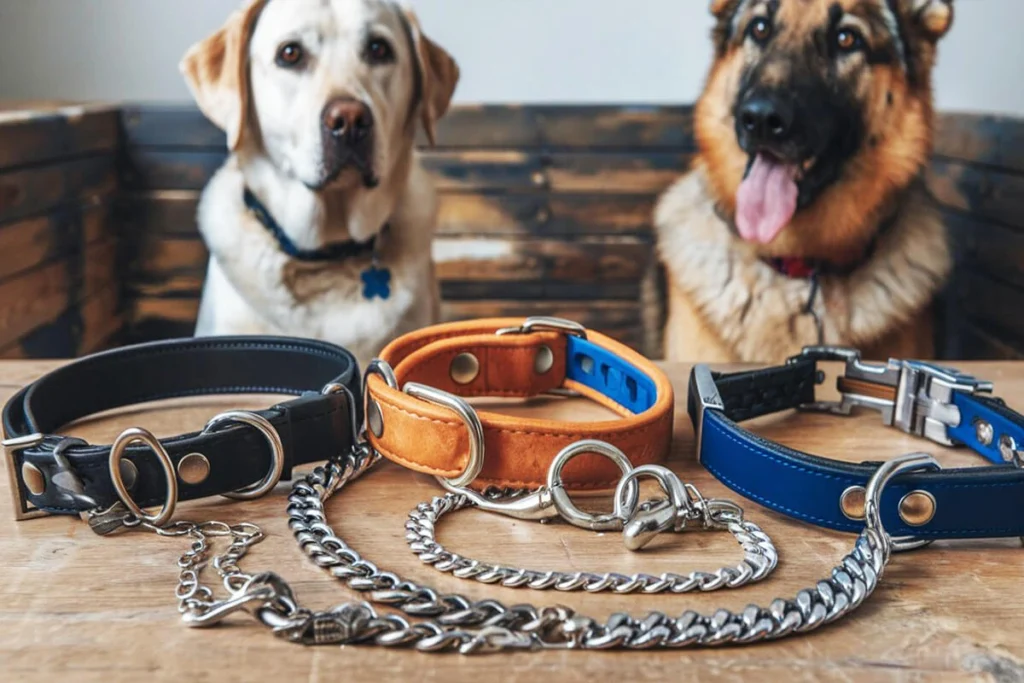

{"left": 119, "top": 459, "right": 138, "bottom": 490}
{"left": 368, "top": 399, "right": 385, "bottom": 438}
{"left": 899, "top": 490, "right": 936, "bottom": 527}
{"left": 974, "top": 419, "right": 994, "bottom": 447}
{"left": 450, "top": 353, "right": 480, "bottom": 385}
{"left": 840, "top": 486, "right": 866, "bottom": 520}
{"left": 21, "top": 462, "right": 45, "bottom": 496}
{"left": 534, "top": 345, "right": 554, "bottom": 375}
{"left": 177, "top": 453, "right": 210, "bottom": 485}
{"left": 1000, "top": 435, "right": 1020, "bottom": 464}
{"left": 535, "top": 207, "right": 552, "bottom": 224}
{"left": 531, "top": 171, "right": 547, "bottom": 188}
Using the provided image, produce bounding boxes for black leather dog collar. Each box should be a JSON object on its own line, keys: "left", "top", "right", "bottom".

{"left": 3, "top": 337, "right": 361, "bottom": 521}
{"left": 688, "top": 347, "right": 1024, "bottom": 545}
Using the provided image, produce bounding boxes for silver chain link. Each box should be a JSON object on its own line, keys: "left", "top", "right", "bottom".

{"left": 148, "top": 443, "right": 898, "bottom": 653}
{"left": 405, "top": 491, "right": 778, "bottom": 593}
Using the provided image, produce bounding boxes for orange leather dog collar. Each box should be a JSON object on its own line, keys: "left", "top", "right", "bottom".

{"left": 363, "top": 318, "right": 674, "bottom": 490}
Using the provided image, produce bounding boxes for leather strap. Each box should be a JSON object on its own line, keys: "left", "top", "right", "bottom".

{"left": 689, "top": 361, "right": 1024, "bottom": 540}
{"left": 3, "top": 337, "right": 361, "bottom": 517}
{"left": 365, "top": 319, "right": 674, "bottom": 490}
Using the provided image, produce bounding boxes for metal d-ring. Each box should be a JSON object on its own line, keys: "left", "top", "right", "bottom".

{"left": 547, "top": 440, "right": 638, "bottom": 531}
{"left": 405, "top": 383, "right": 485, "bottom": 489}
{"left": 363, "top": 359, "right": 399, "bottom": 439}
{"left": 109, "top": 427, "right": 178, "bottom": 527}
{"left": 864, "top": 452, "right": 941, "bottom": 554}
{"left": 203, "top": 411, "right": 285, "bottom": 501}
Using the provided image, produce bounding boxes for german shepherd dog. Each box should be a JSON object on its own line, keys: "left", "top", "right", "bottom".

{"left": 656, "top": 0, "right": 954, "bottom": 362}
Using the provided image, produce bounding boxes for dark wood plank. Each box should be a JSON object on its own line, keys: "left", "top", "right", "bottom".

{"left": 0, "top": 238, "right": 118, "bottom": 349}
{"left": 935, "top": 113, "right": 1024, "bottom": 174}
{"left": 950, "top": 271, "right": 1024, "bottom": 346}
{"left": 121, "top": 190, "right": 658, "bottom": 239}
{"left": 927, "top": 159, "right": 1024, "bottom": 231}
{"left": 944, "top": 209, "right": 1024, "bottom": 290}
{"left": 954, "top": 319, "right": 1024, "bottom": 361}
{"left": 0, "top": 284, "right": 124, "bottom": 359}
{"left": 0, "top": 106, "right": 119, "bottom": 171}
{"left": 441, "top": 280, "right": 642, "bottom": 301}
{"left": 120, "top": 105, "right": 695, "bottom": 151}
{"left": 0, "top": 155, "right": 117, "bottom": 225}
{"left": 0, "top": 197, "right": 115, "bottom": 281}
{"left": 122, "top": 149, "right": 691, "bottom": 194}
{"left": 433, "top": 236, "right": 653, "bottom": 282}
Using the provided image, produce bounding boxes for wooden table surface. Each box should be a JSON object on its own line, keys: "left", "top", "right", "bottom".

{"left": 1, "top": 360, "right": 1022, "bottom": 682}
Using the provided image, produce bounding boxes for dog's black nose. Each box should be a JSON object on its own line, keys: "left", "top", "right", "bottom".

{"left": 322, "top": 98, "right": 374, "bottom": 142}
{"left": 737, "top": 94, "right": 795, "bottom": 145}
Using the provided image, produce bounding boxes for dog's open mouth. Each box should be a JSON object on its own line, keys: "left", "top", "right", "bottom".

{"left": 736, "top": 152, "right": 817, "bottom": 245}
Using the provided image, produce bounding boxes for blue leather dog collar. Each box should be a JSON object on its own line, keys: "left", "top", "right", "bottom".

{"left": 688, "top": 347, "right": 1024, "bottom": 541}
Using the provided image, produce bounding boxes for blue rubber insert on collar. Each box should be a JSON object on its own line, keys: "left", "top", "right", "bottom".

{"left": 564, "top": 336, "right": 656, "bottom": 414}
{"left": 948, "top": 392, "right": 1024, "bottom": 465}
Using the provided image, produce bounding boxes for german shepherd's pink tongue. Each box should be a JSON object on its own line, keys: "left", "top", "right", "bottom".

{"left": 736, "top": 153, "right": 799, "bottom": 244}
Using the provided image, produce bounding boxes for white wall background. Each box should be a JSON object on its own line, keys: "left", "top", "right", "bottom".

{"left": 0, "top": 0, "right": 1020, "bottom": 115}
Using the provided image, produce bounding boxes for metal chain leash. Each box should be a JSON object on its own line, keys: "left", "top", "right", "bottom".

{"left": 405, "top": 490, "right": 778, "bottom": 593}
{"left": 153, "top": 442, "right": 918, "bottom": 653}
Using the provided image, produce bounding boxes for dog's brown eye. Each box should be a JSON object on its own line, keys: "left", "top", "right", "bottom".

{"left": 836, "top": 29, "right": 864, "bottom": 53}
{"left": 748, "top": 18, "right": 773, "bottom": 45}
{"left": 276, "top": 42, "right": 305, "bottom": 68}
{"left": 365, "top": 37, "right": 395, "bottom": 65}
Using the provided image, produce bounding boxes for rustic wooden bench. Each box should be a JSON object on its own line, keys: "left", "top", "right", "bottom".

{"left": 0, "top": 103, "right": 1020, "bottom": 359}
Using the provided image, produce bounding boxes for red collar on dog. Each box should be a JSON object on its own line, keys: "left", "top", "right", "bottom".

{"left": 764, "top": 257, "right": 820, "bottom": 279}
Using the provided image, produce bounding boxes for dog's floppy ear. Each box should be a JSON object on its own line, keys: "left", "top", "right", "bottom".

{"left": 180, "top": 0, "right": 267, "bottom": 150}
{"left": 403, "top": 9, "right": 460, "bottom": 146}
{"left": 909, "top": 0, "right": 954, "bottom": 39}
{"left": 710, "top": 0, "right": 740, "bottom": 18}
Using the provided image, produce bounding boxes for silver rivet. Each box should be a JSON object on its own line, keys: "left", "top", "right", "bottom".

{"left": 899, "top": 490, "right": 936, "bottom": 527}
{"left": 534, "top": 345, "right": 554, "bottom": 375}
{"left": 368, "top": 399, "right": 385, "bottom": 438}
{"left": 450, "top": 353, "right": 480, "bottom": 385}
{"left": 974, "top": 419, "right": 994, "bottom": 446}
{"left": 177, "top": 453, "right": 209, "bottom": 485}
{"left": 21, "top": 462, "right": 45, "bottom": 496}
{"left": 840, "top": 486, "right": 866, "bottom": 520}
{"left": 119, "top": 459, "right": 139, "bottom": 490}
{"left": 1000, "top": 435, "right": 1020, "bottom": 464}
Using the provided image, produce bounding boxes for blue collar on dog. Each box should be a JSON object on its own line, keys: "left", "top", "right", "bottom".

{"left": 243, "top": 188, "right": 392, "bottom": 300}
{"left": 689, "top": 347, "right": 1024, "bottom": 546}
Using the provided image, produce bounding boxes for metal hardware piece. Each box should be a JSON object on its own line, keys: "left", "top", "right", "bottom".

{"left": 547, "top": 440, "right": 638, "bottom": 531}
{"left": 495, "top": 316, "right": 588, "bottom": 339}
{"left": 840, "top": 486, "right": 867, "bottom": 520}
{"left": 534, "top": 345, "right": 554, "bottom": 375}
{"left": 109, "top": 427, "right": 178, "bottom": 527}
{"left": 178, "top": 453, "right": 211, "bottom": 485}
{"left": 974, "top": 419, "right": 995, "bottom": 447}
{"left": 899, "top": 490, "right": 937, "bottom": 527}
{"left": 865, "top": 453, "right": 941, "bottom": 554}
{"left": 450, "top": 353, "right": 481, "bottom": 385}
{"left": 20, "top": 462, "right": 45, "bottom": 496}
{"left": 790, "top": 347, "right": 993, "bottom": 446}
{"left": 405, "top": 383, "right": 485, "bottom": 489}
{"left": 204, "top": 411, "right": 284, "bottom": 500}
{"left": 692, "top": 364, "right": 725, "bottom": 462}
{"left": 1000, "top": 435, "right": 1021, "bottom": 465}
{"left": 3, "top": 433, "right": 47, "bottom": 520}
{"left": 363, "top": 360, "right": 399, "bottom": 438}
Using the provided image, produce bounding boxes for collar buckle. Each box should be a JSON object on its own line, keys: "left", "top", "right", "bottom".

{"left": 789, "top": 346, "right": 994, "bottom": 446}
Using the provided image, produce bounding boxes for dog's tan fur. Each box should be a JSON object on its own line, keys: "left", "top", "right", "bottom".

{"left": 181, "top": 0, "right": 459, "bottom": 368}
{"left": 656, "top": 0, "right": 954, "bottom": 363}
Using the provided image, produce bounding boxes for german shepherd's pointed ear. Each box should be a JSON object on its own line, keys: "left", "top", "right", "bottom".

{"left": 910, "top": 0, "right": 954, "bottom": 40}
{"left": 180, "top": 0, "right": 267, "bottom": 150}
{"left": 402, "top": 9, "right": 460, "bottom": 147}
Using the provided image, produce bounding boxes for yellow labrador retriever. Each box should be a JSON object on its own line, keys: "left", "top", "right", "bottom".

{"left": 181, "top": 0, "right": 459, "bottom": 368}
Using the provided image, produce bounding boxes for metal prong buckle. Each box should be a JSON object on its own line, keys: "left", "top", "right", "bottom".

{"left": 3, "top": 433, "right": 48, "bottom": 520}
{"left": 891, "top": 360, "right": 993, "bottom": 446}
{"left": 495, "top": 316, "right": 588, "bottom": 340}
{"left": 790, "top": 346, "right": 995, "bottom": 446}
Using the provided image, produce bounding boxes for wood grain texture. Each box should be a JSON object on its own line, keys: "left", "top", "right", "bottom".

{"left": 0, "top": 361, "right": 1022, "bottom": 682}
